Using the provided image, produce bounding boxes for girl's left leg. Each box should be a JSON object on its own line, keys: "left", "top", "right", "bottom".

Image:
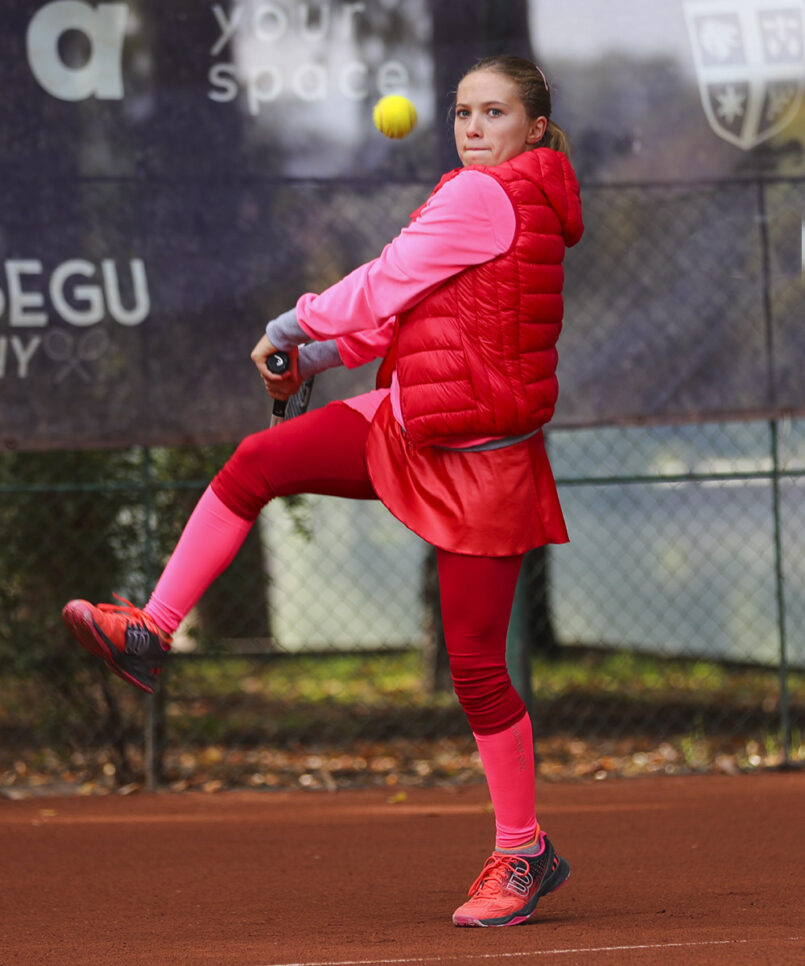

{"left": 437, "top": 548, "right": 570, "bottom": 927}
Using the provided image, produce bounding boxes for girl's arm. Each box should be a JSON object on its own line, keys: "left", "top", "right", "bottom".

{"left": 266, "top": 169, "right": 516, "bottom": 352}
{"left": 267, "top": 310, "right": 397, "bottom": 371}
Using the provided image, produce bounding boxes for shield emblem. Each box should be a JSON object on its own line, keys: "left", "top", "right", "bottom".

{"left": 684, "top": 0, "right": 805, "bottom": 149}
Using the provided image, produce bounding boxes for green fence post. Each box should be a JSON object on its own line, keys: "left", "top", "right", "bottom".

{"left": 769, "top": 420, "right": 791, "bottom": 767}
{"left": 141, "top": 446, "right": 164, "bottom": 791}
{"left": 506, "top": 567, "right": 536, "bottom": 724}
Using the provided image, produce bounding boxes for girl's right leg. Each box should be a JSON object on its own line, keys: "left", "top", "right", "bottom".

{"left": 61, "top": 403, "right": 376, "bottom": 692}
{"left": 147, "top": 402, "right": 377, "bottom": 630}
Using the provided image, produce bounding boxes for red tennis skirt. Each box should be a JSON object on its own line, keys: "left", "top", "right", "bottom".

{"left": 365, "top": 396, "right": 569, "bottom": 556}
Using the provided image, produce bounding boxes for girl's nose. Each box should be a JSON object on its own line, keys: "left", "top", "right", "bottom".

{"left": 466, "top": 113, "right": 483, "bottom": 136}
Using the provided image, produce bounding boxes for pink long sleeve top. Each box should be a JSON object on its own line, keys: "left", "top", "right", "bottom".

{"left": 285, "top": 162, "right": 572, "bottom": 555}
{"left": 295, "top": 168, "right": 516, "bottom": 427}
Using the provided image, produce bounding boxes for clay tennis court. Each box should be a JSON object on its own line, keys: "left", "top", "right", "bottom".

{"left": 2, "top": 770, "right": 802, "bottom": 965}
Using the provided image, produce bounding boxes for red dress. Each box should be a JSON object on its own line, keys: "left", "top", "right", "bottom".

{"left": 365, "top": 395, "right": 568, "bottom": 556}
{"left": 296, "top": 151, "right": 583, "bottom": 557}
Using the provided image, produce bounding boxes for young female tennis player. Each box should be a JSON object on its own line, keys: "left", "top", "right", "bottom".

{"left": 63, "top": 55, "right": 583, "bottom": 928}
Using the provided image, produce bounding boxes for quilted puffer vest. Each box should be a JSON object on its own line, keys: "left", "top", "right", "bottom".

{"left": 394, "top": 148, "right": 583, "bottom": 445}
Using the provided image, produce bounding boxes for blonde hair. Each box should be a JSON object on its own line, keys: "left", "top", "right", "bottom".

{"left": 460, "top": 55, "right": 572, "bottom": 157}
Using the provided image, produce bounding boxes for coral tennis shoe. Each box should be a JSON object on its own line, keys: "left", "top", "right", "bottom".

{"left": 452, "top": 834, "right": 569, "bottom": 927}
{"left": 62, "top": 596, "right": 172, "bottom": 693}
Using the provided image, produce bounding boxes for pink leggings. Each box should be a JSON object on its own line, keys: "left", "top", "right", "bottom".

{"left": 209, "top": 402, "right": 527, "bottom": 736}
{"left": 148, "top": 402, "right": 537, "bottom": 845}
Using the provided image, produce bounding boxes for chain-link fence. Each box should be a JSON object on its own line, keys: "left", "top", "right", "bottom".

{"left": 2, "top": 174, "right": 804, "bottom": 798}
{"left": 1, "top": 418, "right": 802, "bottom": 797}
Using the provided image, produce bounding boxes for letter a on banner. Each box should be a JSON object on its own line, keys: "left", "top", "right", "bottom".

{"left": 26, "top": 1, "right": 129, "bottom": 101}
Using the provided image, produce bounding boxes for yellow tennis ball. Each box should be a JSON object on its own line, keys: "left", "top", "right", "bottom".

{"left": 373, "top": 95, "right": 417, "bottom": 139}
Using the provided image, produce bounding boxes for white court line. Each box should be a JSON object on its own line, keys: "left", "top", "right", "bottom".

{"left": 257, "top": 936, "right": 801, "bottom": 966}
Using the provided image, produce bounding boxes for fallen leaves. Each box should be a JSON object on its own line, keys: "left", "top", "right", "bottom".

{"left": 1, "top": 730, "right": 800, "bottom": 798}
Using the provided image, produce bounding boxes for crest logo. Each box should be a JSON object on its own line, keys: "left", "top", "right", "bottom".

{"left": 684, "top": 0, "right": 805, "bottom": 149}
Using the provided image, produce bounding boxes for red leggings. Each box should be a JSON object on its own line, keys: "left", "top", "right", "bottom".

{"left": 212, "top": 403, "right": 526, "bottom": 735}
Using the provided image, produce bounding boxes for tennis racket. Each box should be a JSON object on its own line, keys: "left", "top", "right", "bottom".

{"left": 267, "top": 351, "right": 315, "bottom": 426}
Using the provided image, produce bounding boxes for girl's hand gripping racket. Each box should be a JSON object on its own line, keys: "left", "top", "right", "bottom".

{"left": 267, "top": 351, "right": 315, "bottom": 426}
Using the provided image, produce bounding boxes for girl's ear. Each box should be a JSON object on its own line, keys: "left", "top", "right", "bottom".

{"left": 527, "top": 116, "right": 548, "bottom": 144}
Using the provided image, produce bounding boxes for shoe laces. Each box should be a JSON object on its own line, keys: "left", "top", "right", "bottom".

{"left": 466, "top": 853, "right": 529, "bottom": 900}
{"left": 98, "top": 594, "right": 168, "bottom": 640}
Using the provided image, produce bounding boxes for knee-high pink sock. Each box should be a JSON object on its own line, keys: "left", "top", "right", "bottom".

{"left": 144, "top": 486, "right": 253, "bottom": 634}
{"left": 473, "top": 710, "right": 539, "bottom": 850}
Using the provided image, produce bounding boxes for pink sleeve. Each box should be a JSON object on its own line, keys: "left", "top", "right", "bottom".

{"left": 335, "top": 317, "right": 397, "bottom": 369}
{"left": 296, "top": 169, "right": 516, "bottom": 351}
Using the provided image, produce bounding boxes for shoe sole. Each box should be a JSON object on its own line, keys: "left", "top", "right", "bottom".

{"left": 452, "top": 857, "right": 570, "bottom": 928}
{"left": 62, "top": 601, "right": 155, "bottom": 694}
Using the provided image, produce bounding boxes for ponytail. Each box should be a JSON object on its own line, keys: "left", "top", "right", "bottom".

{"left": 541, "top": 119, "right": 572, "bottom": 158}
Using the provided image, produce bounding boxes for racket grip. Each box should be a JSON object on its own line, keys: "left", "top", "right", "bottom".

{"left": 267, "top": 351, "right": 290, "bottom": 426}
{"left": 267, "top": 351, "right": 290, "bottom": 374}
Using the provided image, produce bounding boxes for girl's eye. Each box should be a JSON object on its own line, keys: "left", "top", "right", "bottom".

{"left": 456, "top": 108, "right": 469, "bottom": 119}
{"left": 488, "top": 108, "right": 502, "bottom": 117}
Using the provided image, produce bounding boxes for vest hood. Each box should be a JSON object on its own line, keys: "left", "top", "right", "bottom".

{"left": 511, "top": 149, "right": 584, "bottom": 248}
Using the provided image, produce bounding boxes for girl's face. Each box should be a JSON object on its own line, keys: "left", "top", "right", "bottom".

{"left": 454, "top": 70, "right": 547, "bottom": 167}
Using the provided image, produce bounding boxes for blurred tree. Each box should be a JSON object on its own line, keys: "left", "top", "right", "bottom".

{"left": 0, "top": 449, "right": 146, "bottom": 779}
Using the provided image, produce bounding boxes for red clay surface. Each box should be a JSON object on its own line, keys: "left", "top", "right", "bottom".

{"left": 1, "top": 771, "right": 802, "bottom": 966}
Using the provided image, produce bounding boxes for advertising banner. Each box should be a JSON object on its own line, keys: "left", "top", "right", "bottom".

{"left": 0, "top": 1, "right": 803, "bottom": 449}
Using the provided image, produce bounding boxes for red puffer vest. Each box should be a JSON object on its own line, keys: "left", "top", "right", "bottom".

{"left": 390, "top": 148, "right": 583, "bottom": 445}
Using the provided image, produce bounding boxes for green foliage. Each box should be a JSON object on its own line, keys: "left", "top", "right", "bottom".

{"left": 0, "top": 443, "right": 313, "bottom": 774}
{"left": 0, "top": 448, "right": 145, "bottom": 678}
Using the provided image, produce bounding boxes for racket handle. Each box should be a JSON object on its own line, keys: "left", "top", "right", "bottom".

{"left": 267, "top": 351, "right": 290, "bottom": 426}
{"left": 270, "top": 398, "right": 288, "bottom": 426}
{"left": 267, "top": 351, "right": 290, "bottom": 374}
